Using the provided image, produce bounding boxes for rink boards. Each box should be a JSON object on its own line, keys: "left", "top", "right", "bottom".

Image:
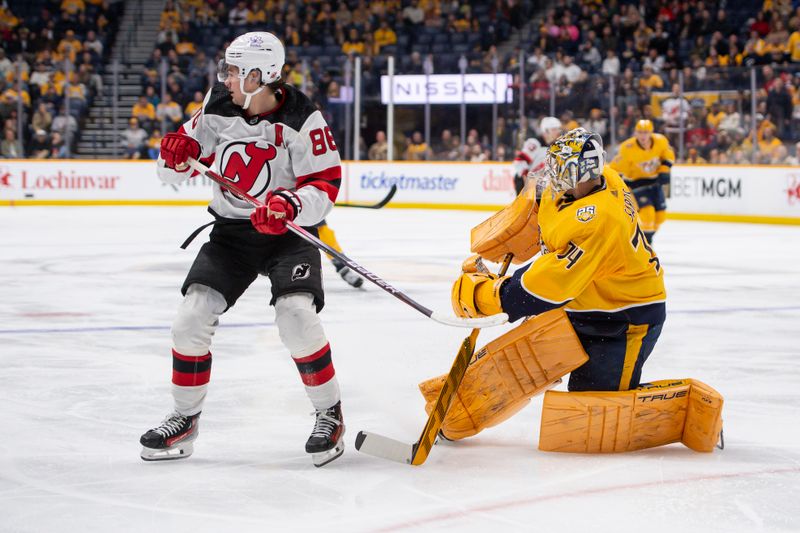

{"left": 0, "top": 159, "right": 798, "bottom": 224}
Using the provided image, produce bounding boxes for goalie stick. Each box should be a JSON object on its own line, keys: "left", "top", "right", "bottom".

{"left": 335, "top": 185, "right": 397, "bottom": 209}
{"left": 185, "top": 157, "right": 507, "bottom": 329}
{"left": 355, "top": 254, "right": 514, "bottom": 465}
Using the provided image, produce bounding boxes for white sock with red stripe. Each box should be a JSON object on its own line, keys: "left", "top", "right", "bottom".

{"left": 292, "top": 342, "right": 340, "bottom": 410}
{"left": 171, "top": 349, "right": 211, "bottom": 416}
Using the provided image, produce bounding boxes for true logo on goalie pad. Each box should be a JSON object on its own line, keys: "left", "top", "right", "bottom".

{"left": 292, "top": 263, "right": 311, "bottom": 281}
{"left": 576, "top": 205, "right": 596, "bottom": 223}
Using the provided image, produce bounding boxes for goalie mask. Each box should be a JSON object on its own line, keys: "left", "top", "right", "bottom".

{"left": 217, "top": 32, "right": 285, "bottom": 110}
{"left": 544, "top": 128, "right": 604, "bottom": 196}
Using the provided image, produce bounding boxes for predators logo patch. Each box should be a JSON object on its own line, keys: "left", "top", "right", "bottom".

{"left": 576, "top": 205, "right": 596, "bottom": 223}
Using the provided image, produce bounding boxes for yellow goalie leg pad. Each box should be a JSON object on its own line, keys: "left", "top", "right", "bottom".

{"left": 419, "top": 308, "right": 589, "bottom": 440}
{"left": 538, "top": 379, "right": 724, "bottom": 453}
{"left": 471, "top": 185, "right": 540, "bottom": 264}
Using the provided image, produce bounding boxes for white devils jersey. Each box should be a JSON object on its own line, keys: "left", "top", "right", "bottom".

{"left": 157, "top": 83, "right": 341, "bottom": 226}
{"left": 512, "top": 144, "right": 547, "bottom": 178}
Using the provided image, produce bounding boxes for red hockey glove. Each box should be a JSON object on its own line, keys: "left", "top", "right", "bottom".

{"left": 250, "top": 189, "right": 302, "bottom": 235}
{"left": 160, "top": 132, "right": 201, "bottom": 171}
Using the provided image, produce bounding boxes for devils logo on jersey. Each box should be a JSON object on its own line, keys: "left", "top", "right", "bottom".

{"left": 219, "top": 141, "right": 278, "bottom": 198}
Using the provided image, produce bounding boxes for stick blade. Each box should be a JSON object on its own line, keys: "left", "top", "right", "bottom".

{"left": 430, "top": 312, "right": 509, "bottom": 329}
{"left": 355, "top": 431, "right": 416, "bottom": 464}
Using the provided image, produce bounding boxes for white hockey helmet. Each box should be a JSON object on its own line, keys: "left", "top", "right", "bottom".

{"left": 217, "top": 31, "right": 285, "bottom": 110}
{"left": 539, "top": 116, "right": 562, "bottom": 135}
{"left": 544, "top": 127, "right": 604, "bottom": 195}
{"left": 520, "top": 137, "right": 541, "bottom": 158}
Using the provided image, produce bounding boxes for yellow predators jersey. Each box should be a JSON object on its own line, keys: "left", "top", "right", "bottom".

{"left": 505, "top": 167, "right": 665, "bottom": 319}
{"left": 609, "top": 133, "right": 675, "bottom": 184}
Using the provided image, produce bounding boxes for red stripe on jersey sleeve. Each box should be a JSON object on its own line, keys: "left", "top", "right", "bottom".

{"left": 296, "top": 165, "right": 341, "bottom": 202}
{"left": 515, "top": 152, "right": 532, "bottom": 164}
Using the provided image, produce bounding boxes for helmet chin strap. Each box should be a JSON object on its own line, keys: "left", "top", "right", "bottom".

{"left": 238, "top": 76, "right": 265, "bottom": 110}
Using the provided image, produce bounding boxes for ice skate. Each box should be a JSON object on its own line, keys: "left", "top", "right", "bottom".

{"left": 332, "top": 258, "right": 363, "bottom": 288}
{"left": 140, "top": 412, "right": 200, "bottom": 461}
{"left": 306, "top": 402, "right": 345, "bottom": 467}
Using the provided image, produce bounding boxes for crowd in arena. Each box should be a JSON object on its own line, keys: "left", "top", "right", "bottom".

{"left": 2, "top": 0, "right": 800, "bottom": 165}
{"left": 0, "top": 0, "right": 122, "bottom": 159}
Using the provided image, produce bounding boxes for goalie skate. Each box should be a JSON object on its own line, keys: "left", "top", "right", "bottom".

{"left": 140, "top": 412, "right": 200, "bottom": 461}
{"left": 306, "top": 402, "right": 345, "bottom": 467}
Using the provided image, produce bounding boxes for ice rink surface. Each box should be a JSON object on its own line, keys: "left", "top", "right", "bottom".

{"left": 1, "top": 204, "right": 799, "bottom": 533}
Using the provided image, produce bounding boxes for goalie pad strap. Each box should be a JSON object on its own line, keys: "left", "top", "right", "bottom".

{"left": 471, "top": 186, "right": 541, "bottom": 264}
{"left": 419, "top": 308, "right": 589, "bottom": 440}
{"left": 538, "top": 379, "right": 723, "bottom": 453}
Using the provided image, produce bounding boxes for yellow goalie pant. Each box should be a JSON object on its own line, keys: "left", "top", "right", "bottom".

{"left": 419, "top": 308, "right": 589, "bottom": 440}
{"left": 539, "top": 379, "right": 723, "bottom": 453}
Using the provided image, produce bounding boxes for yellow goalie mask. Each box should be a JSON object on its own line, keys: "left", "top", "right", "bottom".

{"left": 545, "top": 128, "right": 605, "bottom": 196}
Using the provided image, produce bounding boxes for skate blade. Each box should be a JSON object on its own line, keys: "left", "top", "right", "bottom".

{"left": 311, "top": 439, "right": 345, "bottom": 468}
{"left": 140, "top": 442, "right": 194, "bottom": 461}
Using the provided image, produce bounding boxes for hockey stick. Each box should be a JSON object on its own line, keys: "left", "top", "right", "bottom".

{"left": 355, "top": 253, "right": 514, "bottom": 465}
{"left": 185, "top": 158, "right": 508, "bottom": 329}
{"left": 335, "top": 185, "right": 397, "bottom": 209}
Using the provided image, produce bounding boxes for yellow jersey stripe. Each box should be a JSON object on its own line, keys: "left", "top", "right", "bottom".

{"left": 619, "top": 324, "right": 649, "bottom": 390}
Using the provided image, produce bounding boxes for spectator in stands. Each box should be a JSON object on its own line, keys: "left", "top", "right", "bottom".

{"left": 29, "top": 129, "right": 51, "bottom": 159}
{"left": 84, "top": 30, "right": 103, "bottom": 58}
{"left": 758, "top": 126, "right": 783, "bottom": 160}
{"left": 342, "top": 28, "right": 366, "bottom": 56}
{"left": 0, "top": 50, "right": 12, "bottom": 79}
{"left": 147, "top": 128, "right": 162, "bottom": 160}
{"left": 156, "top": 93, "right": 183, "bottom": 132}
{"left": 404, "top": 131, "right": 431, "bottom": 160}
{"left": 583, "top": 108, "right": 608, "bottom": 138}
{"left": 57, "top": 29, "right": 83, "bottom": 64}
{"left": 2, "top": 81, "right": 31, "bottom": 109}
{"left": 49, "top": 131, "right": 68, "bottom": 158}
{"left": 120, "top": 117, "right": 147, "bottom": 159}
{"left": 131, "top": 95, "right": 156, "bottom": 130}
{"left": 373, "top": 20, "right": 397, "bottom": 54}
{"left": 403, "top": 1, "right": 425, "bottom": 27}
{"left": 60, "top": 0, "right": 86, "bottom": 18}
{"left": 0, "top": 128, "right": 21, "bottom": 158}
{"left": 184, "top": 91, "right": 204, "bottom": 119}
{"left": 639, "top": 65, "right": 664, "bottom": 92}
{"left": 228, "top": 1, "right": 250, "bottom": 26}
{"left": 32, "top": 102, "right": 52, "bottom": 133}
{"left": 767, "top": 78, "right": 792, "bottom": 138}
{"left": 368, "top": 130, "right": 388, "bottom": 160}
{"left": 661, "top": 83, "right": 691, "bottom": 128}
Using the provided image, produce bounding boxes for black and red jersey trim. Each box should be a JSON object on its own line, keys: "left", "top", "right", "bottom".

{"left": 296, "top": 166, "right": 341, "bottom": 203}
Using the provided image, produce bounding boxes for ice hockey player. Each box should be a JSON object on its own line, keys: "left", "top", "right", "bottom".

{"left": 609, "top": 119, "right": 675, "bottom": 243}
{"left": 429, "top": 128, "right": 723, "bottom": 454}
{"left": 511, "top": 138, "right": 543, "bottom": 195}
{"left": 511, "top": 117, "right": 561, "bottom": 194}
{"left": 139, "top": 31, "right": 345, "bottom": 467}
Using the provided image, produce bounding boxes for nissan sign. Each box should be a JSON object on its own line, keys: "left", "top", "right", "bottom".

{"left": 380, "top": 74, "right": 514, "bottom": 104}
